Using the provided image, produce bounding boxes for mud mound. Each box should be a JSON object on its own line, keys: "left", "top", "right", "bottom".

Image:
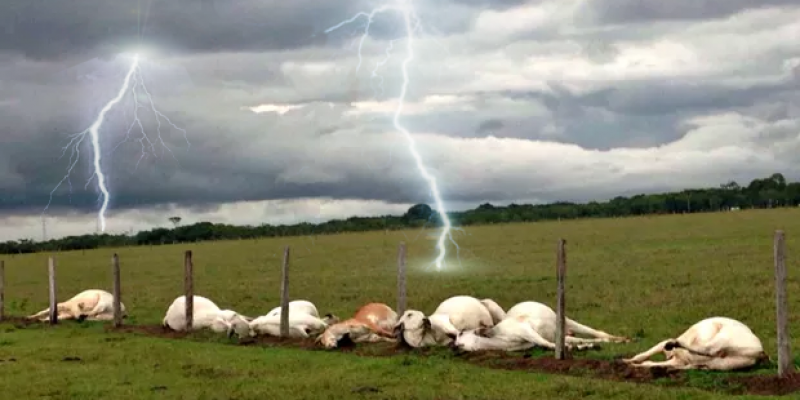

{"left": 106, "top": 323, "right": 191, "bottom": 339}
{"left": 728, "top": 372, "right": 800, "bottom": 396}
{"left": 457, "top": 350, "right": 683, "bottom": 383}
{"left": 0, "top": 317, "right": 44, "bottom": 329}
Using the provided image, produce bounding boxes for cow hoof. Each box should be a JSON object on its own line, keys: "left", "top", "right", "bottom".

{"left": 76, "top": 315, "right": 88, "bottom": 322}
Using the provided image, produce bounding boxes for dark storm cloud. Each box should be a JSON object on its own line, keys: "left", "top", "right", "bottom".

{"left": 580, "top": 81, "right": 791, "bottom": 117}
{"left": 1, "top": 0, "right": 799, "bottom": 222}
{"left": 476, "top": 119, "right": 504, "bottom": 134}
{"left": 435, "top": 0, "right": 533, "bottom": 10}
{"left": 0, "top": 0, "right": 499, "bottom": 61}
{"left": 0, "top": 0, "right": 403, "bottom": 60}
{"left": 580, "top": 0, "right": 800, "bottom": 24}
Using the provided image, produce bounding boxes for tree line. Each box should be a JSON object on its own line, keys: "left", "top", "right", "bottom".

{"left": 2, "top": 173, "right": 798, "bottom": 255}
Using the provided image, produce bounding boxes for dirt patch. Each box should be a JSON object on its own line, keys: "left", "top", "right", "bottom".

{"left": 457, "top": 350, "right": 684, "bottom": 384}
{"left": 728, "top": 372, "right": 800, "bottom": 396}
{"left": 6, "top": 320, "right": 798, "bottom": 396}
{"left": 1, "top": 316, "right": 52, "bottom": 329}
{"left": 105, "top": 324, "right": 191, "bottom": 339}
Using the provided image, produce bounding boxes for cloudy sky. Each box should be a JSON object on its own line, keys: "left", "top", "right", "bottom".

{"left": 0, "top": 0, "right": 799, "bottom": 242}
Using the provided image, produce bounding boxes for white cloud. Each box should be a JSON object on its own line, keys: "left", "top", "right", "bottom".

{"left": 249, "top": 103, "right": 306, "bottom": 115}
{"left": 268, "top": 110, "right": 797, "bottom": 201}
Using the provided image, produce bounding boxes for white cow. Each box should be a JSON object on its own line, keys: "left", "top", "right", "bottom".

{"left": 394, "top": 295, "right": 495, "bottom": 348}
{"left": 248, "top": 311, "right": 329, "bottom": 338}
{"left": 623, "top": 317, "right": 769, "bottom": 371}
{"left": 454, "top": 301, "right": 628, "bottom": 352}
{"left": 265, "top": 300, "right": 319, "bottom": 319}
{"left": 263, "top": 300, "right": 339, "bottom": 325}
{"left": 27, "top": 289, "right": 127, "bottom": 322}
{"left": 162, "top": 295, "right": 251, "bottom": 338}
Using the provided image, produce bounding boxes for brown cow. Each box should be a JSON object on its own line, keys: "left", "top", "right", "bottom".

{"left": 317, "top": 302, "right": 397, "bottom": 349}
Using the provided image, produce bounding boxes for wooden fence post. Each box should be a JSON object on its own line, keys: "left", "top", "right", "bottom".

{"left": 280, "top": 245, "right": 291, "bottom": 338}
{"left": 554, "top": 239, "right": 567, "bottom": 360}
{"left": 112, "top": 254, "right": 122, "bottom": 327}
{"left": 774, "top": 230, "right": 792, "bottom": 376}
{"left": 184, "top": 250, "right": 194, "bottom": 331}
{"left": 397, "top": 242, "right": 407, "bottom": 316}
{"left": 0, "top": 260, "right": 5, "bottom": 321}
{"left": 48, "top": 256, "right": 57, "bottom": 325}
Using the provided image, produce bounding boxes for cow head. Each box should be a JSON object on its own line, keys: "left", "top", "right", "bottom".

{"left": 217, "top": 310, "right": 253, "bottom": 339}
{"left": 322, "top": 313, "right": 340, "bottom": 325}
{"left": 394, "top": 310, "right": 430, "bottom": 348}
{"left": 452, "top": 328, "right": 483, "bottom": 353}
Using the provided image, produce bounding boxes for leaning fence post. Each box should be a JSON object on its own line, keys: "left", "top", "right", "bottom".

{"left": 0, "top": 260, "right": 5, "bottom": 321}
{"left": 112, "top": 253, "right": 123, "bottom": 327}
{"left": 554, "top": 239, "right": 567, "bottom": 360}
{"left": 774, "top": 230, "right": 792, "bottom": 377}
{"left": 280, "top": 245, "right": 291, "bottom": 338}
{"left": 184, "top": 250, "right": 194, "bottom": 331}
{"left": 397, "top": 242, "right": 407, "bottom": 316}
{"left": 48, "top": 256, "right": 58, "bottom": 325}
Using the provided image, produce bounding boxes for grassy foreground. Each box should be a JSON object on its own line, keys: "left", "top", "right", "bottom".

{"left": 2, "top": 208, "right": 800, "bottom": 399}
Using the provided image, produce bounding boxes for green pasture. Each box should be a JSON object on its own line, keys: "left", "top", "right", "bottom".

{"left": 1, "top": 208, "right": 799, "bottom": 399}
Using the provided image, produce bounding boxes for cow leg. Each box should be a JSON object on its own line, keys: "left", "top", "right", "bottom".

{"left": 566, "top": 318, "right": 628, "bottom": 342}
{"left": 80, "top": 301, "right": 107, "bottom": 320}
{"left": 90, "top": 313, "right": 115, "bottom": 321}
{"left": 506, "top": 342, "right": 538, "bottom": 352}
{"left": 517, "top": 324, "right": 558, "bottom": 350}
{"left": 354, "top": 332, "right": 397, "bottom": 343}
{"left": 623, "top": 339, "right": 673, "bottom": 364}
{"left": 632, "top": 357, "right": 686, "bottom": 369}
{"left": 565, "top": 335, "right": 604, "bottom": 344}
{"left": 39, "top": 312, "right": 72, "bottom": 322}
{"left": 27, "top": 308, "right": 51, "bottom": 320}
{"left": 694, "top": 356, "right": 758, "bottom": 371}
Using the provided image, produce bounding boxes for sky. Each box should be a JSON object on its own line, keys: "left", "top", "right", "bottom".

{"left": 0, "top": 0, "right": 799, "bottom": 242}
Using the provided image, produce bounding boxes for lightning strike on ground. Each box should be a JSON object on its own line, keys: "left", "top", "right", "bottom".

{"left": 325, "top": 0, "right": 460, "bottom": 271}
{"left": 42, "top": 54, "right": 190, "bottom": 235}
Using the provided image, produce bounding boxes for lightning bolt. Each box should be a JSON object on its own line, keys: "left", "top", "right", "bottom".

{"left": 42, "top": 53, "right": 189, "bottom": 234}
{"left": 325, "top": 0, "right": 459, "bottom": 270}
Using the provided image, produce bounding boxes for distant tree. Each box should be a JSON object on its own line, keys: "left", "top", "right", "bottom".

{"left": 3, "top": 172, "right": 800, "bottom": 255}
{"left": 404, "top": 204, "right": 433, "bottom": 221}
{"left": 477, "top": 203, "right": 495, "bottom": 210}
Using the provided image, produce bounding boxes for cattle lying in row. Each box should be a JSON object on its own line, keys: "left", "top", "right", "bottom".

{"left": 318, "top": 302, "right": 398, "bottom": 349}
{"left": 24, "top": 289, "right": 769, "bottom": 372}
{"left": 454, "top": 301, "right": 629, "bottom": 352}
{"left": 248, "top": 300, "right": 336, "bottom": 338}
{"left": 623, "top": 317, "right": 769, "bottom": 371}
{"left": 162, "top": 295, "right": 252, "bottom": 338}
{"left": 26, "top": 289, "right": 127, "bottom": 322}
{"left": 395, "top": 295, "right": 498, "bottom": 347}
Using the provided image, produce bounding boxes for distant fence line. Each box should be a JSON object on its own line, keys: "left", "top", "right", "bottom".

{"left": 0, "top": 232, "right": 792, "bottom": 377}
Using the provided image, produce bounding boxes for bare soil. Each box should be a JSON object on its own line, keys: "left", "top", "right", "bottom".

{"left": 99, "top": 323, "right": 800, "bottom": 396}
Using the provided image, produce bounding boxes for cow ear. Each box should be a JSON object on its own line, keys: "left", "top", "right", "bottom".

{"left": 422, "top": 317, "right": 431, "bottom": 330}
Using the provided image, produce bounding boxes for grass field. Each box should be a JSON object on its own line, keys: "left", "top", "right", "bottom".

{"left": 2, "top": 208, "right": 800, "bottom": 399}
